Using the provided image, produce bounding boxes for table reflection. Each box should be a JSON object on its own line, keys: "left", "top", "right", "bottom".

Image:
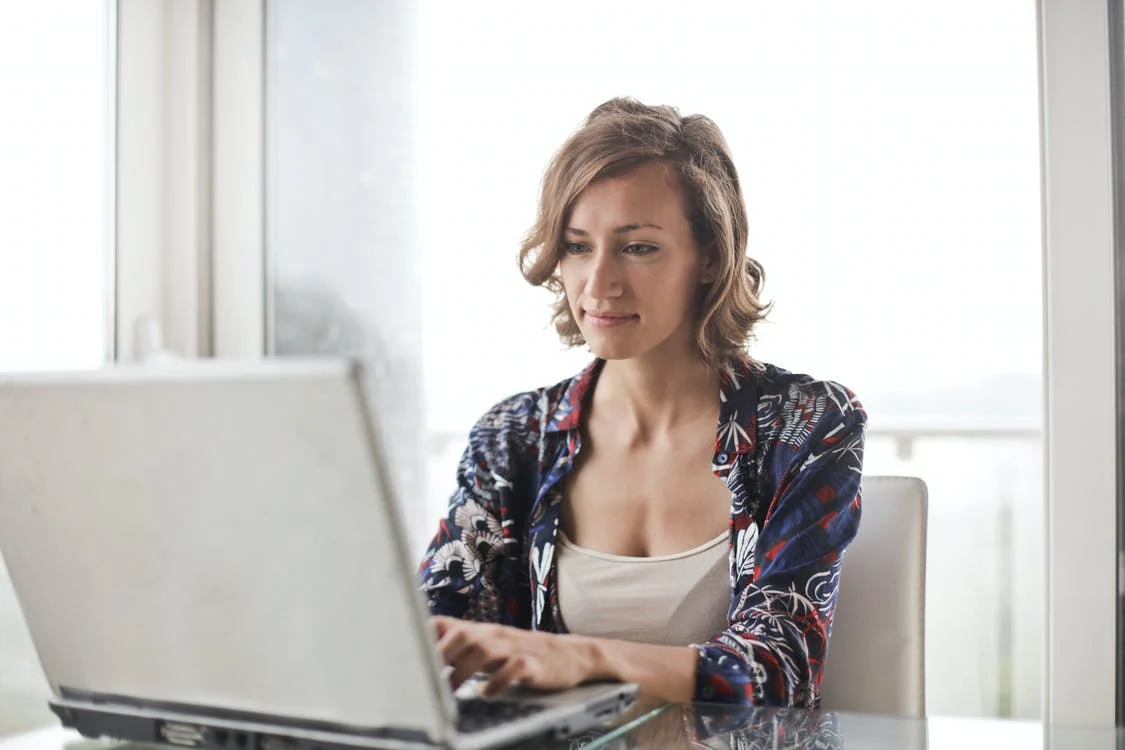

{"left": 576, "top": 703, "right": 929, "bottom": 750}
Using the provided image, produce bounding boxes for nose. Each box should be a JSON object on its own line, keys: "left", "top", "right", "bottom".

{"left": 586, "top": 246, "right": 624, "bottom": 300}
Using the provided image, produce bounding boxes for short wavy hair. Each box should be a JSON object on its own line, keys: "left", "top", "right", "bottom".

{"left": 519, "top": 97, "right": 770, "bottom": 371}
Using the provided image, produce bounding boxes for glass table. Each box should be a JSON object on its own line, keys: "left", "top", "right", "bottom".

{"left": 1, "top": 703, "right": 1120, "bottom": 750}
{"left": 542, "top": 702, "right": 1118, "bottom": 750}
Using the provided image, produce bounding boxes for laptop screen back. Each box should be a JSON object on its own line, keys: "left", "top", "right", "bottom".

{"left": 0, "top": 360, "right": 452, "bottom": 739}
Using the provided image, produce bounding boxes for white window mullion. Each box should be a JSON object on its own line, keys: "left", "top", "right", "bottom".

{"left": 115, "top": 0, "right": 212, "bottom": 361}
{"left": 103, "top": 0, "right": 118, "bottom": 363}
{"left": 1039, "top": 0, "right": 1119, "bottom": 728}
{"left": 212, "top": 0, "right": 265, "bottom": 359}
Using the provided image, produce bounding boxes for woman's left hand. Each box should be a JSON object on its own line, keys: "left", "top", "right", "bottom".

{"left": 432, "top": 616, "right": 600, "bottom": 696}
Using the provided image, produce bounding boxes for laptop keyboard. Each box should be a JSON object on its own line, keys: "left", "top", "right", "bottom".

{"left": 455, "top": 698, "right": 546, "bottom": 734}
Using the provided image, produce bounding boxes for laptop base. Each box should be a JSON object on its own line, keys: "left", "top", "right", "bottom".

{"left": 49, "top": 683, "right": 638, "bottom": 750}
{"left": 50, "top": 699, "right": 437, "bottom": 750}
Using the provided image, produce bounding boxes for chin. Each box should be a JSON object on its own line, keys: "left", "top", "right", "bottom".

{"left": 582, "top": 335, "right": 641, "bottom": 361}
{"left": 582, "top": 325, "right": 695, "bottom": 364}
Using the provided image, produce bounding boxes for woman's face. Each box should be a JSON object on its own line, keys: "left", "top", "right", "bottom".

{"left": 559, "top": 160, "right": 713, "bottom": 364}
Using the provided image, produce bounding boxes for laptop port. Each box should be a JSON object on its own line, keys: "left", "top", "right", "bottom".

{"left": 258, "top": 735, "right": 299, "bottom": 750}
{"left": 159, "top": 721, "right": 208, "bottom": 747}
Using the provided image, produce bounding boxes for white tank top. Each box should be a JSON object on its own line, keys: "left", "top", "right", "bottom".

{"left": 555, "top": 529, "right": 731, "bottom": 647}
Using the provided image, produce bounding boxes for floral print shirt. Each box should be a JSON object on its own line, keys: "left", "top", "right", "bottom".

{"left": 418, "top": 357, "right": 867, "bottom": 707}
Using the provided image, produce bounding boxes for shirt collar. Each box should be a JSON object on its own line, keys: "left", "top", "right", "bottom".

{"left": 715, "top": 357, "right": 758, "bottom": 457}
{"left": 544, "top": 357, "right": 759, "bottom": 458}
{"left": 544, "top": 359, "right": 603, "bottom": 434}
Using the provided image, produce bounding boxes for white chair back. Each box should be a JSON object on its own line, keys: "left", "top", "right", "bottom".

{"left": 820, "top": 475, "right": 928, "bottom": 717}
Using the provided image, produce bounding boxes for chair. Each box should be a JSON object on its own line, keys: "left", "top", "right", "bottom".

{"left": 819, "top": 475, "right": 928, "bottom": 717}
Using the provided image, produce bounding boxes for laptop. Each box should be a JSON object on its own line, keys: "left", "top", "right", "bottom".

{"left": 0, "top": 358, "right": 638, "bottom": 750}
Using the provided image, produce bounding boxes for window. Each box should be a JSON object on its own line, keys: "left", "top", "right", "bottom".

{"left": 0, "top": 0, "right": 114, "bottom": 737}
{"left": 266, "top": 0, "right": 1041, "bottom": 717}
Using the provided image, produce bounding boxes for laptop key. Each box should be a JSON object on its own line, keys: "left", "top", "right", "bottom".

{"left": 455, "top": 698, "right": 547, "bottom": 733}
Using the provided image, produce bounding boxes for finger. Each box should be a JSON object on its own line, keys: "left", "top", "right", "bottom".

{"left": 449, "top": 649, "right": 504, "bottom": 691}
{"left": 446, "top": 632, "right": 505, "bottom": 689}
{"left": 436, "top": 620, "right": 486, "bottom": 661}
{"left": 483, "top": 654, "right": 530, "bottom": 697}
{"left": 432, "top": 616, "right": 452, "bottom": 639}
{"left": 436, "top": 625, "right": 466, "bottom": 659}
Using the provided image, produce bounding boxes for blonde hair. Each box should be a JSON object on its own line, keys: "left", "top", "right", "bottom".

{"left": 518, "top": 97, "right": 770, "bottom": 370}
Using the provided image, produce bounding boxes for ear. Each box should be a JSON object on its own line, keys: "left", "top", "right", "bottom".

{"left": 699, "top": 254, "right": 718, "bottom": 284}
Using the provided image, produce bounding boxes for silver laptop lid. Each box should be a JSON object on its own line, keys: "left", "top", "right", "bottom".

{"left": 0, "top": 359, "right": 454, "bottom": 741}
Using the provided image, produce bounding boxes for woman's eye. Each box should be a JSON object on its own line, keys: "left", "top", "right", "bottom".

{"left": 563, "top": 242, "right": 589, "bottom": 255}
{"left": 624, "top": 243, "right": 658, "bottom": 255}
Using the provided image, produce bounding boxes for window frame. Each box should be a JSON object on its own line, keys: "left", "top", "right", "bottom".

{"left": 1038, "top": 0, "right": 1119, "bottom": 727}
{"left": 115, "top": 0, "right": 263, "bottom": 361}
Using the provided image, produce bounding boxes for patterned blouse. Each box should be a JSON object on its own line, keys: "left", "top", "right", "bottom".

{"left": 418, "top": 357, "right": 867, "bottom": 707}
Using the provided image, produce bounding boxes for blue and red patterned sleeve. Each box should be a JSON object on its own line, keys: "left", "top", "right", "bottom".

{"left": 417, "top": 397, "right": 534, "bottom": 628}
{"left": 692, "top": 389, "right": 866, "bottom": 706}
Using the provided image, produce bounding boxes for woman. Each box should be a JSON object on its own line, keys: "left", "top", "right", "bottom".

{"left": 418, "top": 97, "right": 866, "bottom": 708}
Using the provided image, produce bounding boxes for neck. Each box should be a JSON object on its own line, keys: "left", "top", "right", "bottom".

{"left": 593, "top": 349, "right": 720, "bottom": 438}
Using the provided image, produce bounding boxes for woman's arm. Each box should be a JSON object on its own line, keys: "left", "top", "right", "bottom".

{"left": 584, "top": 637, "right": 699, "bottom": 703}
{"left": 433, "top": 616, "right": 699, "bottom": 702}
{"left": 419, "top": 395, "right": 535, "bottom": 626}
{"left": 693, "top": 388, "right": 867, "bottom": 706}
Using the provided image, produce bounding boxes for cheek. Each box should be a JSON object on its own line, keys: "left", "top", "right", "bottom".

{"left": 651, "top": 268, "right": 703, "bottom": 315}
{"left": 647, "top": 266, "right": 694, "bottom": 297}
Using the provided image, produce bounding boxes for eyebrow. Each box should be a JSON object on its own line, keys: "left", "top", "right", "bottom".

{"left": 564, "top": 223, "right": 665, "bottom": 236}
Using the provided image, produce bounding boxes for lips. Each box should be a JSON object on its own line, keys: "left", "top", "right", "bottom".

{"left": 584, "top": 311, "right": 638, "bottom": 327}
